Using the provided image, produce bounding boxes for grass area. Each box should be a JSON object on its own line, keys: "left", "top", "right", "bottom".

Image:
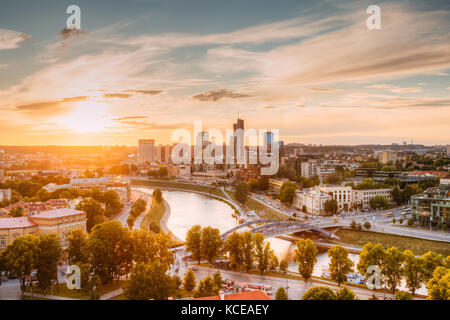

{"left": 131, "top": 179, "right": 224, "bottom": 197}
{"left": 225, "top": 190, "right": 287, "bottom": 220}
{"left": 141, "top": 200, "right": 166, "bottom": 231}
{"left": 26, "top": 280, "right": 128, "bottom": 300}
{"left": 336, "top": 229, "right": 450, "bottom": 256}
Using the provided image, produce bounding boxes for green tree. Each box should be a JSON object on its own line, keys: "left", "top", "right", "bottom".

{"left": 395, "top": 290, "right": 413, "bottom": 300}
{"left": 125, "top": 262, "right": 176, "bottom": 300}
{"left": 275, "top": 287, "right": 288, "bottom": 300}
{"left": 224, "top": 232, "right": 243, "bottom": 271}
{"left": 153, "top": 188, "right": 163, "bottom": 204}
{"left": 369, "top": 195, "right": 389, "bottom": 210}
{"left": 76, "top": 198, "right": 105, "bottom": 232}
{"left": 280, "top": 183, "right": 297, "bottom": 206}
{"left": 235, "top": 182, "right": 248, "bottom": 205}
{"left": 363, "top": 221, "right": 371, "bottom": 230}
{"left": 295, "top": 239, "right": 318, "bottom": 282}
{"left": 9, "top": 207, "right": 24, "bottom": 217}
{"left": 254, "top": 233, "right": 269, "bottom": 275}
{"left": 193, "top": 276, "right": 219, "bottom": 298}
{"left": 67, "top": 229, "right": 89, "bottom": 264}
{"left": 357, "top": 242, "right": 385, "bottom": 287}
{"left": 213, "top": 271, "right": 222, "bottom": 289}
{"left": 130, "top": 230, "right": 173, "bottom": 270}
{"left": 328, "top": 245, "right": 354, "bottom": 286}
{"left": 184, "top": 269, "right": 197, "bottom": 294}
{"left": 36, "top": 233, "right": 62, "bottom": 292}
{"left": 422, "top": 251, "right": 445, "bottom": 282}
{"left": 382, "top": 247, "right": 404, "bottom": 293}
{"left": 186, "top": 225, "right": 203, "bottom": 264}
{"left": 403, "top": 250, "right": 424, "bottom": 295}
{"left": 324, "top": 199, "right": 338, "bottom": 216}
{"left": 88, "top": 221, "right": 130, "bottom": 284}
{"left": 279, "top": 259, "right": 288, "bottom": 273}
{"left": 201, "top": 227, "right": 222, "bottom": 265}
{"left": 336, "top": 286, "right": 358, "bottom": 300}
{"left": 426, "top": 267, "right": 450, "bottom": 300}
{"left": 241, "top": 231, "right": 254, "bottom": 272}
{"left": 302, "top": 286, "right": 337, "bottom": 300}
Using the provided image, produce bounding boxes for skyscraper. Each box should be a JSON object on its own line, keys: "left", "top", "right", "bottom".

{"left": 138, "top": 139, "right": 155, "bottom": 163}
{"left": 232, "top": 118, "right": 244, "bottom": 164}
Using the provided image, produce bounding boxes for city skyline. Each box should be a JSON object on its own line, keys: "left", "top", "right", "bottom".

{"left": 0, "top": 0, "right": 449, "bottom": 146}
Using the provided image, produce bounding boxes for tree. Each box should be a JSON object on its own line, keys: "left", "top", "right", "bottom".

{"left": 302, "top": 286, "right": 337, "bottom": 300}
{"left": 324, "top": 199, "right": 338, "bottom": 216}
{"left": 395, "top": 290, "right": 413, "bottom": 300}
{"left": 279, "top": 259, "right": 288, "bottom": 274}
{"left": 350, "top": 220, "right": 357, "bottom": 229}
{"left": 382, "top": 247, "right": 404, "bottom": 293}
{"left": 36, "top": 233, "right": 62, "bottom": 292}
{"left": 324, "top": 172, "right": 343, "bottom": 185}
{"left": 280, "top": 183, "right": 297, "bottom": 206}
{"left": 193, "top": 276, "right": 219, "bottom": 298}
{"left": 336, "top": 286, "right": 358, "bottom": 300}
{"left": 103, "top": 190, "right": 123, "bottom": 218}
{"left": 130, "top": 230, "right": 173, "bottom": 270}
{"left": 9, "top": 207, "right": 24, "bottom": 217}
{"left": 295, "top": 239, "right": 318, "bottom": 282}
{"left": 241, "top": 231, "right": 254, "bottom": 272}
{"left": 403, "top": 250, "right": 424, "bottom": 295}
{"left": 201, "top": 227, "right": 222, "bottom": 265}
{"left": 125, "top": 262, "right": 176, "bottom": 300}
{"left": 328, "top": 245, "right": 354, "bottom": 286}
{"left": 422, "top": 251, "right": 445, "bottom": 282}
{"left": 67, "top": 229, "right": 89, "bottom": 264}
{"left": 0, "top": 234, "right": 39, "bottom": 291}
{"left": 88, "top": 221, "right": 130, "bottom": 284}
{"left": 363, "top": 221, "right": 371, "bottom": 230}
{"left": 235, "top": 182, "right": 248, "bottom": 205}
{"left": 269, "top": 250, "right": 279, "bottom": 271}
{"left": 224, "top": 232, "right": 243, "bottom": 271}
{"left": 76, "top": 198, "right": 105, "bottom": 232}
{"left": 357, "top": 242, "right": 385, "bottom": 287}
{"left": 275, "top": 287, "right": 288, "bottom": 300}
{"left": 153, "top": 188, "right": 163, "bottom": 204}
{"left": 184, "top": 269, "right": 197, "bottom": 294}
{"left": 213, "top": 271, "right": 222, "bottom": 289}
{"left": 369, "top": 195, "right": 389, "bottom": 210}
{"left": 254, "top": 233, "right": 269, "bottom": 275}
{"left": 186, "top": 225, "right": 202, "bottom": 264}
{"left": 426, "top": 267, "right": 450, "bottom": 300}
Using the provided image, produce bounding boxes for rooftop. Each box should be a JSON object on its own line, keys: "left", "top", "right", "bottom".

{"left": 0, "top": 217, "right": 36, "bottom": 229}
{"left": 31, "top": 208, "right": 85, "bottom": 219}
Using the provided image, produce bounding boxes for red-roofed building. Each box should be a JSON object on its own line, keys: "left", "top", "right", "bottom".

{"left": 193, "top": 291, "right": 273, "bottom": 300}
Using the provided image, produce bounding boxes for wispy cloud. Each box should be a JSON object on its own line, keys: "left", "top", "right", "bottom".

{"left": 0, "top": 28, "right": 30, "bottom": 50}
{"left": 192, "top": 89, "right": 251, "bottom": 102}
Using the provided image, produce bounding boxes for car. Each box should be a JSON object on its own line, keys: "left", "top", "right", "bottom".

{"left": 189, "top": 266, "right": 199, "bottom": 272}
{"left": 333, "top": 217, "right": 338, "bottom": 223}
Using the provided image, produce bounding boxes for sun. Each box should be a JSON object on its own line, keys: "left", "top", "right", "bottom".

{"left": 57, "top": 101, "right": 112, "bottom": 133}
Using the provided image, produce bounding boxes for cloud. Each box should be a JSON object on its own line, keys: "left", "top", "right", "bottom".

{"left": 366, "top": 84, "right": 423, "bottom": 93}
{"left": 308, "top": 88, "right": 339, "bottom": 92}
{"left": 389, "top": 87, "right": 423, "bottom": 93}
{"left": 128, "top": 90, "right": 163, "bottom": 96}
{"left": 103, "top": 93, "right": 133, "bottom": 99}
{"left": 192, "top": 89, "right": 251, "bottom": 102}
{"left": 13, "top": 96, "right": 89, "bottom": 116}
{"left": 60, "top": 28, "right": 88, "bottom": 40}
{"left": 113, "top": 116, "right": 148, "bottom": 121}
{"left": 264, "top": 105, "right": 279, "bottom": 109}
{"left": 0, "top": 28, "right": 30, "bottom": 50}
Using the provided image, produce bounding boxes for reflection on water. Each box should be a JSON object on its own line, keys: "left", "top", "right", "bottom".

{"left": 135, "top": 187, "right": 237, "bottom": 241}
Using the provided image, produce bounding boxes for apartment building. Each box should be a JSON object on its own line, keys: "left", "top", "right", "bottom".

{"left": 352, "top": 188, "right": 393, "bottom": 209}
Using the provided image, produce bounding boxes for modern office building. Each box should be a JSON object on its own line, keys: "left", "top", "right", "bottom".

{"left": 138, "top": 139, "right": 155, "bottom": 163}
{"left": 411, "top": 183, "right": 450, "bottom": 228}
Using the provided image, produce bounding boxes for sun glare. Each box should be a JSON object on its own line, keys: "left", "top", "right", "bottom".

{"left": 58, "top": 101, "right": 111, "bottom": 133}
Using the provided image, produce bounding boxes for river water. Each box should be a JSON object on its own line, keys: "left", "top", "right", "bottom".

{"left": 134, "top": 187, "right": 427, "bottom": 295}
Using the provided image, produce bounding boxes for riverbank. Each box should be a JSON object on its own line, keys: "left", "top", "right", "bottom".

{"left": 335, "top": 229, "right": 450, "bottom": 256}
{"left": 140, "top": 199, "right": 165, "bottom": 232}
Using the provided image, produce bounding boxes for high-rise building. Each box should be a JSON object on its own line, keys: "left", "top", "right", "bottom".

{"left": 138, "top": 139, "right": 155, "bottom": 163}
{"left": 379, "top": 150, "right": 397, "bottom": 164}
{"left": 232, "top": 118, "right": 244, "bottom": 164}
{"left": 264, "top": 131, "right": 274, "bottom": 154}
{"left": 301, "top": 159, "right": 320, "bottom": 179}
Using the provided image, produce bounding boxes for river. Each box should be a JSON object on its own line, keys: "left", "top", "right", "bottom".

{"left": 134, "top": 186, "right": 427, "bottom": 295}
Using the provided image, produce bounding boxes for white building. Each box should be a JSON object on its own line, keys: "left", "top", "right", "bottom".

{"left": 138, "top": 139, "right": 155, "bottom": 163}
{"left": 319, "top": 186, "right": 353, "bottom": 212}
{"left": 352, "top": 188, "right": 393, "bottom": 209}
{"left": 301, "top": 160, "right": 320, "bottom": 179}
{"left": 294, "top": 188, "right": 332, "bottom": 215}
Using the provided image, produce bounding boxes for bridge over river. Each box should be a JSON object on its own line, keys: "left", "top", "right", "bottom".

{"left": 220, "top": 219, "right": 339, "bottom": 240}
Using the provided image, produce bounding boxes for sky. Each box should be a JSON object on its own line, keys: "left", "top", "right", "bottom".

{"left": 0, "top": 0, "right": 449, "bottom": 146}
